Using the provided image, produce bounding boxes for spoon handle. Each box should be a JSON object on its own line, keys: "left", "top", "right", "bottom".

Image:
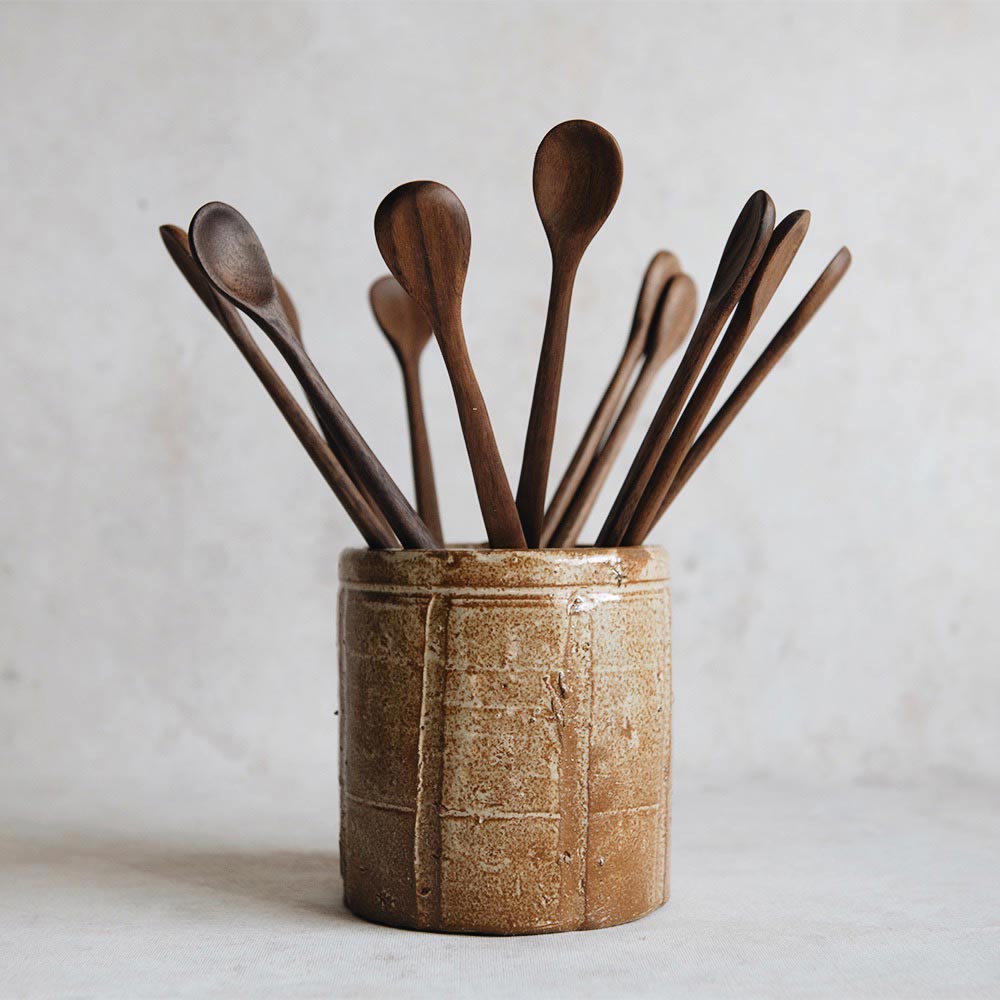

{"left": 439, "top": 327, "right": 526, "bottom": 548}
{"left": 550, "top": 354, "right": 661, "bottom": 548}
{"left": 264, "top": 318, "right": 438, "bottom": 549}
{"left": 402, "top": 361, "right": 443, "bottom": 544}
{"left": 595, "top": 306, "right": 728, "bottom": 547}
{"left": 516, "top": 262, "right": 577, "bottom": 546}
{"left": 215, "top": 302, "right": 397, "bottom": 548}
{"left": 276, "top": 301, "right": 386, "bottom": 522}
{"left": 540, "top": 339, "right": 644, "bottom": 547}
{"left": 653, "top": 247, "right": 852, "bottom": 523}
{"left": 622, "top": 312, "right": 759, "bottom": 546}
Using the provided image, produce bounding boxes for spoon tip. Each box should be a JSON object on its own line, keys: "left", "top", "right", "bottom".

{"left": 648, "top": 273, "right": 698, "bottom": 362}
{"left": 369, "top": 273, "right": 433, "bottom": 356}
{"left": 188, "top": 201, "right": 277, "bottom": 312}
{"left": 709, "top": 189, "right": 776, "bottom": 303}
{"left": 533, "top": 119, "right": 624, "bottom": 249}
{"left": 374, "top": 180, "right": 472, "bottom": 323}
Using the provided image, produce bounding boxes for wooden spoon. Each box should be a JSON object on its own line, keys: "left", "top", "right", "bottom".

{"left": 188, "top": 201, "right": 436, "bottom": 549}
{"left": 655, "top": 247, "right": 852, "bottom": 518}
{"left": 596, "top": 190, "right": 776, "bottom": 547}
{"left": 374, "top": 181, "right": 525, "bottom": 548}
{"left": 370, "top": 274, "right": 443, "bottom": 545}
{"left": 158, "top": 224, "right": 396, "bottom": 549}
{"left": 623, "top": 209, "right": 811, "bottom": 544}
{"left": 516, "top": 120, "right": 624, "bottom": 545}
{"left": 549, "top": 273, "right": 697, "bottom": 547}
{"left": 540, "top": 250, "right": 680, "bottom": 546}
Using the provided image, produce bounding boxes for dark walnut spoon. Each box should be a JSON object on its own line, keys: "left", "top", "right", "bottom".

{"left": 624, "top": 209, "right": 811, "bottom": 544}
{"left": 516, "top": 119, "right": 624, "bottom": 546}
{"left": 549, "top": 273, "right": 697, "bottom": 548}
{"left": 374, "top": 181, "right": 525, "bottom": 549}
{"left": 540, "top": 250, "right": 680, "bottom": 546}
{"left": 188, "top": 202, "right": 436, "bottom": 549}
{"left": 655, "top": 247, "right": 852, "bottom": 519}
{"left": 158, "top": 225, "right": 396, "bottom": 549}
{"left": 596, "top": 190, "right": 776, "bottom": 547}
{"left": 370, "top": 274, "right": 444, "bottom": 545}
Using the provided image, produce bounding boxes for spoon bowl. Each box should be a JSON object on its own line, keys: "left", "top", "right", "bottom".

{"left": 189, "top": 201, "right": 277, "bottom": 311}
{"left": 370, "top": 274, "right": 433, "bottom": 363}
{"left": 533, "top": 119, "right": 625, "bottom": 256}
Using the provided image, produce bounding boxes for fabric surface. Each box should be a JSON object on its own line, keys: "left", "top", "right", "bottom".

{"left": 2, "top": 777, "right": 997, "bottom": 998}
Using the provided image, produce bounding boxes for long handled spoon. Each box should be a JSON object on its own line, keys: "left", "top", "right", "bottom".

{"left": 596, "top": 190, "right": 775, "bottom": 547}
{"left": 374, "top": 181, "right": 526, "bottom": 548}
{"left": 623, "top": 209, "right": 811, "bottom": 544}
{"left": 516, "top": 120, "right": 624, "bottom": 545}
{"left": 549, "top": 273, "right": 697, "bottom": 547}
{"left": 188, "top": 202, "right": 436, "bottom": 549}
{"left": 654, "top": 247, "right": 852, "bottom": 519}
{"left": 369, "top": 275, "right": 444, "bottom": 545}
{"left": 159, "top": 225, "right": 397, "bottom": 549}
{"left": 540, "top": 250, "right": 680, "bottom": 546}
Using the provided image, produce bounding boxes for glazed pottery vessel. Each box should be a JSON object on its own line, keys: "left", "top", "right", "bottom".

{"left": 337, "top": 545, "right": 672, "bottom": 934}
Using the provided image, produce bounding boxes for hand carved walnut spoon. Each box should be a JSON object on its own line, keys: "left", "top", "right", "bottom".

{"left": 370, "top": 274, "right": 443, "bottom": 545}
{"left": 374, "top": 181, "right": 525, "bottom": 549}
{"left": 516, "top": 119, "right": 624, "bottom": 545}
{"left": 189, "top": 201, "right": 436, "bottom": 549}
{"left": 159, "top": 224, "right": 396, "bottom": 549}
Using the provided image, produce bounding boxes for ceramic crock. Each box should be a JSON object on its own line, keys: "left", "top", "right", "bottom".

{"left": 337, "top": 545, "right": 671, "bottom": 934}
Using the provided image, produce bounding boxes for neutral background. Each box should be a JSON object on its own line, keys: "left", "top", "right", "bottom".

{"left": 2, "top": 2, "right": 998, "bottom": 997}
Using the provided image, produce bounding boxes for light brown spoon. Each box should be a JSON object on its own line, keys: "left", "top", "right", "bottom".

{"left": 596, "top": 190, "right": 776, "bottom": 547}
{"left": 624, "top": 209, "right": 811, "bottom": 544}
{"left": 516, "top": 120, "right": 624, "bottom": 545}
{"left": 370, "top": 274, "right": 443, "bottom": 545}
{"left": 374, "top": 181, "right": 525, "bottom": 548}
{"left": 655, "top": 247, "right": 852, "bottom": 518}
{"left": 549, "top": 273, "right": 697, "bottom": 547}
{"left": 189, "top": 201, "right": 436, "bottom": 549}
{"left": 159, "top": 224, "right": 396, "bottom": 549}
{"left": 540, "top": 250, "right": 680, "bottom": 546}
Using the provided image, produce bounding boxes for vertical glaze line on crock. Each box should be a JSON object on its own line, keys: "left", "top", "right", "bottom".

{"left": 337, "top": 546, "right": 671, "bottom": 935}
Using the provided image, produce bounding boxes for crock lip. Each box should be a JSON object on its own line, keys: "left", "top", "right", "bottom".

{"left": 338, "top": 544, "right": 670, "bottom": 587}
{"left": 340, "top": 544, "right": 666, "bottom": 556}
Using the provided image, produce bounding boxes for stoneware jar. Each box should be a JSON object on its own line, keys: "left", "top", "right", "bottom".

{"left": 337, "top": 545, "right": 672, "bottom": 935}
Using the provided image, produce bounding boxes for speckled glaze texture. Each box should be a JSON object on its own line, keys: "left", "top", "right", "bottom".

{"left": 337, "top": 546, "right": 671, "bottom": 935}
